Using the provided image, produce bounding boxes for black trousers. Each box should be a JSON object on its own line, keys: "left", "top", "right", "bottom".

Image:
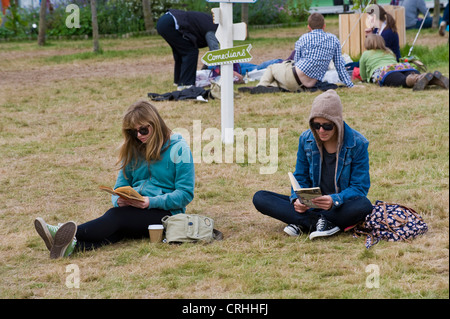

{"left": 75, "top": 206, "right": 170, "bottom": 251}
{"left": 253, "top": 190, "right": 373, "bottom": 232}
{"left": 156, "top": 13, "right": 199, "bottom": 86}
{"left": 383, "top": 70, "right": 416, "bottom": 88}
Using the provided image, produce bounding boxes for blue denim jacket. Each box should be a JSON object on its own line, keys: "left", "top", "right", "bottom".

{"left": 290, "top": 122, "right": 370, "bottom": 208}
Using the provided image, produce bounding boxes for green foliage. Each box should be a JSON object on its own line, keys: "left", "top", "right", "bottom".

{"left": 0, "top": 0, "right": 311, "bottom": 39}
{"left": 234, "top": 0, "right": 311, "bottom": 25}
{"left": 352, "top": 0, "right": 373, "bottom": 11}
{"left": 1, "top": 2, "right": 29, "bottom": 37}
{"left": 400, "top": 43, "right": 449, "bottom": 69}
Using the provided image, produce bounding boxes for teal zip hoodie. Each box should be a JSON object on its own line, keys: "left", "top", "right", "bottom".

{"left": 112, "top": 133, "right": 195, "bottom": 215}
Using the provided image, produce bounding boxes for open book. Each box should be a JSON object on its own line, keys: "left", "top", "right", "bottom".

{"left": 288, "top": 172, "right": 322, "bottom": 208}
{"left": 99, "top": 185, "right": 145, "bottom": 202}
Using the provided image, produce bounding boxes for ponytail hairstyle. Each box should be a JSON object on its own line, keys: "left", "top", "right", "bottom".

{"left": 117, "top": 101, "right": 171, "bottom": 177}
{"left": 368, "top": 4, "right": 398, "bottom": 33}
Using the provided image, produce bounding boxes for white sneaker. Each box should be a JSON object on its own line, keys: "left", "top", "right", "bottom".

{"left": 177, "top": 85, "right": 193, "bottom": 91}
{"left": 284, "top": 224, "right": 302, "bottom": 236}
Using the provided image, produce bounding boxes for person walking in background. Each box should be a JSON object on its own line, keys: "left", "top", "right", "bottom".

{"left": 359, "top": 34, "right": 449, "bottom": 90}
{"left": 253, "top": 90, "right": 373, "bottom": 240}
{"left": 156, "top": 9, "right": 219, "bottom": 91}
{"left": 34, "top": 101, "right": 195, "bottom": 258}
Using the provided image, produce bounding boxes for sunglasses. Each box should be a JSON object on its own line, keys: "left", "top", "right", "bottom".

{"left": 127, "top": 125, "right": 150, "bottom": 137}
{"left": 311, "top": 122, "right": 335, "bottom": 131}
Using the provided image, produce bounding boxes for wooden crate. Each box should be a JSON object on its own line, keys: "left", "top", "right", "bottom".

{"left": 339, "top": 5, "right": 405, "bottom": 57}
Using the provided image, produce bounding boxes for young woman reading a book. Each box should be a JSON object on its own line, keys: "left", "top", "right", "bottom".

{"left": 253, "top": 90, "right": 373, "bottom": 240}
{"left": 34, "top": 101, "right": 195, "bottom": 258}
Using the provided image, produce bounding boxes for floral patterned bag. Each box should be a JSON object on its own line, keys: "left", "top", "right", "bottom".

{"left": 354, "top": 200, "right": 428, "bottom": 249}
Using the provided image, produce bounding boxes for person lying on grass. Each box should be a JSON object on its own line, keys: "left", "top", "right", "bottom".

{"left": 34, "top": 101, "right": 195, "bottom": 259}
{"left": 359, "top": 34, "right": 449, "bottom": 91}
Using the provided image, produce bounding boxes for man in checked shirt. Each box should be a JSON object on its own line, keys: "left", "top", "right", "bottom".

{"left": 255, "top": 13, "right": 355, "bottom": 92}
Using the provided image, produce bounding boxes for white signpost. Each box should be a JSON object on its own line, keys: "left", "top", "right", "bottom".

{"left": 204, "top": 0, "right": 257, "bottom": 144}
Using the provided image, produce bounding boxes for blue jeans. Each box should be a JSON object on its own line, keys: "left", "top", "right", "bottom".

{"left": 406, "top": 17, "right": 434, "bottom": 29}
{"left": 252, "top": 190, "right": 373, "bottom": 232}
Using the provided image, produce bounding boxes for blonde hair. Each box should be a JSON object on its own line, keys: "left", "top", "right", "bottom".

{"left": 364, "top": 34, "right": 394, "bottom": 56}
{"left": 117, "top": 100, "right": 171, "bottom": 175}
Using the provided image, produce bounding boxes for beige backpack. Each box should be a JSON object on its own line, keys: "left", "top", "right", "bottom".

{"left": 161, "top": 214, "right": 223, "bottom": 244}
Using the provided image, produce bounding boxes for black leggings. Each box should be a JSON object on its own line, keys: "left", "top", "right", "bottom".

{"left": 75, "top": 206, "right": 170, "bottom": 251}
{"left": 383, "top": 70, "right": 417, "bottom": 88}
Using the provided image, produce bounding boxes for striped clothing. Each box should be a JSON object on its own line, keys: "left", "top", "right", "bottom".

{"left": 294, "top": 29, "right": 353, "bottom": 87}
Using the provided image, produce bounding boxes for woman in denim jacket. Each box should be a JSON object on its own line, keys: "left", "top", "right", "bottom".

{"left": 253, "top": 90, "right": 373, "bottom": 240}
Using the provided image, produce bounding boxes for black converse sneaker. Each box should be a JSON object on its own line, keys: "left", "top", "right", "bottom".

{"left": 283, "top": 224, "right": 302, "bottom": 236}
{"left": 309, "top": 216, "right": 340, "bottom": 240}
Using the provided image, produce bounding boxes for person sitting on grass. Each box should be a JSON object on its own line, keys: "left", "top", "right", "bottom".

{"left": 34, "top": 101, "right": 195, "bottom": 259}
{"left": 365, "top": 4, "right": 401, "bottom": 61}
{"left": 438, "top": 2, "right": 449, "bottom": 37}
{"left": 359, "top": 34, "right": 449, "bottom": 90}
{"left": 253, "top": 90, "right": 373, "bottom": 240}
{"left": 403, "top": 0, "right": 435, "bottom": 30}
{"left": 248, "top": 13, "right": 355, "bottom": 94}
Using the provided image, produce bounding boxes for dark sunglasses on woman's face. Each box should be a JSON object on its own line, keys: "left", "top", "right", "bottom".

{"left": 311, "top": 122, "right": 335, "bottom": 131}
{"left": 128, "top": 125, "right": 150, "bottom": 137}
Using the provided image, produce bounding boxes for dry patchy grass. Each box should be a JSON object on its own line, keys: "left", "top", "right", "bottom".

{"left": 0, "top": 23, "right": 448, "bottom": 300}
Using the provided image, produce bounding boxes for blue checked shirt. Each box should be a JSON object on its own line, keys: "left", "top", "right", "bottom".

{"left": 294, "top": 29, "right": 353, "bottom": 87}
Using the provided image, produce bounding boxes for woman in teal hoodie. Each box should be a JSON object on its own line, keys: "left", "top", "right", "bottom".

{"left": 34, "top": 101, "right": 195, "bottom": 258}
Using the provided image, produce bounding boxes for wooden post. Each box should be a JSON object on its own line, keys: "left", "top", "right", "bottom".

{"left": 349, "top": 13, "right": 361, "bottom": 57}
{"left": 220, "top": 2, "right": 234, "bottom": 145}
{"left": 208, "top": 0, "right": 254, "bottom": 144}
{"left": 37, "top": 0, "right": 46, "bottom": 46}
{"left": 339, "top": 14, "right": 350, "bottom": 55}
{"left": 360, "top": 12, "right": 368, "bottom": 55}
{"left": 91, "top": 0, "right": 100, "bottom": 53}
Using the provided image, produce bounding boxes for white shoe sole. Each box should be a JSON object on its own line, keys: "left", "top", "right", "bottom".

{"left": 283, "top": 226, "right": 300, "bottom": 236}
{"left": 34, "top": 217, "right": 54, "bottom": 251}
{"left": 309, "top": 227, "right": 340, "bottom": 240}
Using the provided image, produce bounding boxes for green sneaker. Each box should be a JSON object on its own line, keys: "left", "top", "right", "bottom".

{"left": 50, "top": 221, "right": 77, "bottom": 259}
{"left": 63, "top": 237, "right": 77, "bottom": 258}
{"left": 34, "top": 217, "right": 60, "bottom": 251}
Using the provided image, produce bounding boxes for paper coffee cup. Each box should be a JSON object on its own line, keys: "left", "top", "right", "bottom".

{"left": 148, "top": 224, "right": 164, "bottom": 243}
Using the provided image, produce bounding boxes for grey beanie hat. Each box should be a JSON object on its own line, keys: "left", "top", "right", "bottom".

{"left": 308, "top": 90, "right": 344, "bottom": 148}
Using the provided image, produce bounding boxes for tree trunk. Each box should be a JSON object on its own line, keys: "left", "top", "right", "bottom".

{"left": 37, "top": 0, "right": 46, "bottom": 46}
{"left": 432, "top": 0, "right": 440, "bottom": 28}
{"left": 241, "top": 3, "right": 249, "bottom": 39}
{"left": 142, "top": 0, "right": 154, "bottom": 32}
{"left": 91, "top": 0, "right": 100, "bottom": 53}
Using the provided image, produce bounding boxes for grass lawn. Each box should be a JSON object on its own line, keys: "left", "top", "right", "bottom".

{"left": 0, "top": 16, "right": 448, "bottom": 301}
